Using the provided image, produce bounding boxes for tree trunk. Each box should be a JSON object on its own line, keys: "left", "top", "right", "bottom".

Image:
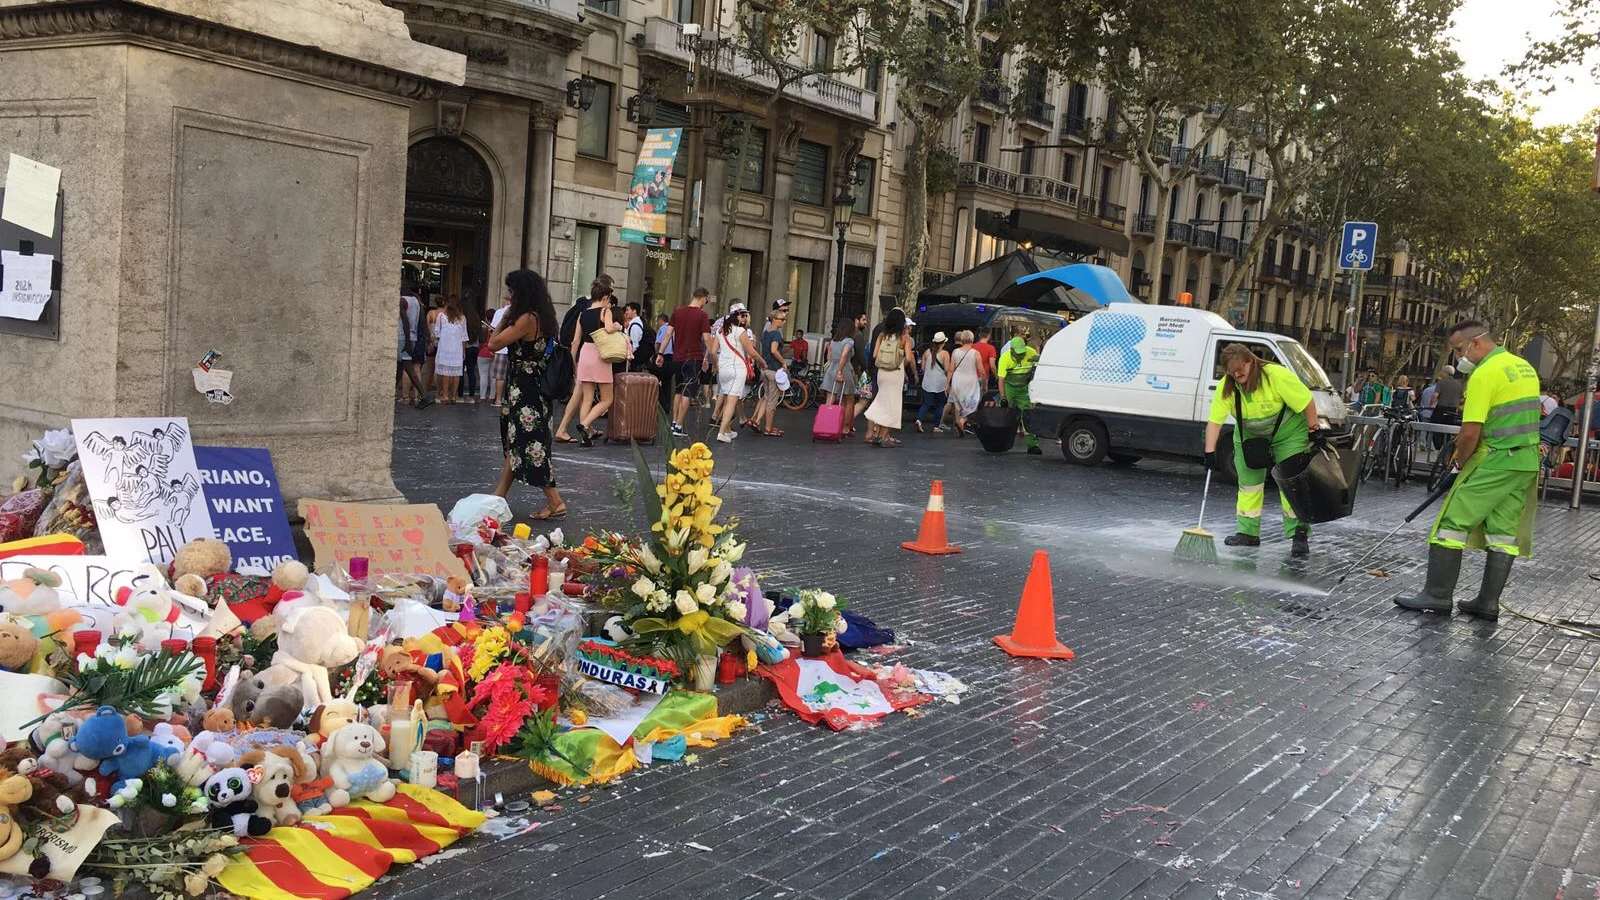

{"left": 1213, "top": 190, "right": 1293, "bottom": 311}
{"left": 716, "top": 118, "right": 757, "bottom": 302}
{"left": 897, "top": 120, "right": 932, "bottom": 309}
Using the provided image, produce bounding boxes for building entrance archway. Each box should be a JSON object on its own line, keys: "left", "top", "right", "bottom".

{"left": 403, "top": 138, "right": 493, "bottom": 323}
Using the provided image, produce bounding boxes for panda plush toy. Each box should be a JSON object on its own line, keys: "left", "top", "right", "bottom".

{"left": 204, "top": 767, "right": 273, "bottom": 837}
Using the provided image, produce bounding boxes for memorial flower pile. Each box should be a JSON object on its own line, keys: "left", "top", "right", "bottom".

{"left": 785, "top": 589, "right": 849, "bottom": 636}
{"left": 586, "top": 443, "right": 754, "bottom": 672}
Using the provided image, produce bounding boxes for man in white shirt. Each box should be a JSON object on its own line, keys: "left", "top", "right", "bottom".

{"left": 398, "top": 289, "right": 433, "bottom": 408}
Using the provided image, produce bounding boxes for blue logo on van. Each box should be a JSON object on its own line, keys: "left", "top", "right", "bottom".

{"left": 1145, "top": 376, "right": 1171, "bottom": 390}
{"left": 1083, "top": 313, "right": 1145, "bottom": 384}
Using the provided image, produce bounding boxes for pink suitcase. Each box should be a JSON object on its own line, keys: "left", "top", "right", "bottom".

{"left": 812, "top": 403, "right": 845, "bottom": 442}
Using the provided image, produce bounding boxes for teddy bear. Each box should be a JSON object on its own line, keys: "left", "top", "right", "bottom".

{"left": 171, "top": 537, "right": 232, "bottom": 584}
{"left": 237, "top": 560, "right": 315, "bottom": 635}
{"left": 187, "top": 707, "right": 240, "bottom": 769}
{"left": 30, "top": 712, "right": 99, "bottom": 792}
{"left": 147, "top": 723, "right": 187, "bottom": 763}
{"left": 203, "top": 767, "right": 272, "bottom": 837}
{"left": 0, "top": 743, "right": 83, "bottom": 818}
{"left": 320, "top": 724, "right": 396, "bottom": 803}
{"left": 0, "top": 569, "right": 62, "bottom": 616}
{"left": 68, "top": 706, "right": 157, "bottom": 795}
{"left": 379, "top": 646, "right": 440, "bottom": 704}
{"left": 440, "top": 576, "right": 467, "bottom": 613}
{"left": 0, "top": 764, "right": 33, "bottom": 861}
{"left": 236, "top": 749, "right": 300, "bottom": 827}
{"left": 232, "top": 671, "right": 302, "bottom": 728}
{"left": 0, "top": 622, "right": 38, "bottom": 672}
{"left": 258, "top": 607, "right": 362, "bottom": 708}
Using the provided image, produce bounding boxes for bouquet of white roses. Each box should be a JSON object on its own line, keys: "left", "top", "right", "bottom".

{"left": 17, "top": 427, "right": 76, "bottom": 492}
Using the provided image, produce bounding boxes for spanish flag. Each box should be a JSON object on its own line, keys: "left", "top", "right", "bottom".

{"left": 216, "top": 784, "right": 485, "bottom": 900}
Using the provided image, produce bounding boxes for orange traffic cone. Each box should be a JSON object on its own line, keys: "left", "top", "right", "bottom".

{"left": 994, "top": 551, "right": 1075, "bottom": 659}
{"left": 901, "top": 480, "right": 962, "bottom": 555}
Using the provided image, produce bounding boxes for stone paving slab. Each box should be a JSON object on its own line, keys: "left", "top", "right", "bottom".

{"left": 372, "top": 402, "right": 1600, "bottom": 899}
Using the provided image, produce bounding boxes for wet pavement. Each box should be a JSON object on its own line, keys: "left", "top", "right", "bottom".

{"left": 380, "top": 399, "right": 1600, "bottom": 899}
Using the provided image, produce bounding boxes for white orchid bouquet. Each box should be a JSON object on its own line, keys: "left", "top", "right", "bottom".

{"left": 584, "top": 443, "right": 754, "bottom": 676}
{"left": 18, "top": 427, "right": 76, "bottom": 492}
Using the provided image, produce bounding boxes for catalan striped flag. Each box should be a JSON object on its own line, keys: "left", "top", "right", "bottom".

{"left": 216, "top": 784, "right": 485, "bottom": 900}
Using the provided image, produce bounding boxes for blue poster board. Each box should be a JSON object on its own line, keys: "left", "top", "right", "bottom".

{"left": 193, "top": 446, "right": 297, "bottom": 573}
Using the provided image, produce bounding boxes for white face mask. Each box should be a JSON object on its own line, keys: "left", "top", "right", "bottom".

{"left": 1456, "top": 357, "right": 1476, "bottom": 375}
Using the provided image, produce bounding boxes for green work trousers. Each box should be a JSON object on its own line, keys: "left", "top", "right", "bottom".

{"left": 1232, "top": 421, "right": 1310, "bottom": 539}
{"left": 1003, "top": 381, "right": 1039, "bottom": 449}
{"left": 1430, "top": 456, "right": 1538, "bottom": 557}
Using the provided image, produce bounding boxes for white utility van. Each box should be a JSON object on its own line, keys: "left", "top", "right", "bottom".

{"left": 1024, "top": 305, "right": 1346, "bottom": 471}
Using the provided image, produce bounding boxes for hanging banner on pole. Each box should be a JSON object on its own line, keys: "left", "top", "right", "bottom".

{"left": 620, "top": 127, "right": 683, "bottom": 247}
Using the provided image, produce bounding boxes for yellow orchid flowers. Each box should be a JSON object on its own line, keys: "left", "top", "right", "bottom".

{"left": 651, "top": 442, "right": 727, "bottom": 549}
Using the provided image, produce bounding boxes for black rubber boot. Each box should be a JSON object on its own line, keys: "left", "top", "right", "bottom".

{"left": 1395, "top": 544, "right": 1462, "bottom": 613}
{"left": 1459, "top": 550, "right": 1511, "bottom": 621}
{"left": 1290, "top": 527, "right": 1310, "bottom": 558}
{"left": 1224, "top": 533, "right": 1261, "bottom": 547}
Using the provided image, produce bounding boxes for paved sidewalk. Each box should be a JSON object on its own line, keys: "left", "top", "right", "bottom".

{"left": 377, "top": 402, "right": 1600, "bottom": 899}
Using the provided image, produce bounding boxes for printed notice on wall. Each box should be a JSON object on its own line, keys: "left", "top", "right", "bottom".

{"left": 0, "top": 250, "right": 52, "bottom": 321}
{"left": 1, "top": 153, "right": 61, "bottom": 237}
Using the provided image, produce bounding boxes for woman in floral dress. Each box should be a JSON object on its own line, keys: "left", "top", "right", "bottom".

{"left": 489, "top": 268, "right": 566, "bottom": 519}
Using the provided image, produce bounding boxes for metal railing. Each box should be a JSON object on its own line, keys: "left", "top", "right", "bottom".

{"left": 1134, "top": 213, "right": 1157, "bottom": 235}
{"left": 1171, "top": 145, "right": 1194, "bottom": 166}
{"left": 1222, "top": 167, "right": 1246, "bottom": 190}
{"left": 977, "top": 81, "right": 1011, "bottom": 108}
{"left": 1218, "top": 235, "right": 1240, "bottom": 258}
{"left": 1060, "top": 114, "right": 1088, "bottom": 138}
{"left": 957, "top": 161, "right": 1018, "bottom": 192}
{"left": 1025, "top": 99, "right": 1055, "bottom": 127}
{"left": 1192, "top": 228, "right": 1219, "bottom": 251}
{"left": 1079, "top": 196, "right": 1125, "bottom": 223}
{"left": 1198, "top": 157, "right": 1225, "bottom": 181}
{"left": 1018, "top": 175, "right": 1079, "bottom": 206}
{"left": 1166, "top": 221, "right": 1193, "bottom": 244}
{"left": 1244, "top": 176, "right": 1268, "bottom": 198}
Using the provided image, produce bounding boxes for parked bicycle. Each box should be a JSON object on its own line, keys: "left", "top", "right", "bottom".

{"left": 1360, "top": 404, "right": 1419, "bottom": 486}
{"left": 781, "top": 362, "right": 822, "bottom": 411}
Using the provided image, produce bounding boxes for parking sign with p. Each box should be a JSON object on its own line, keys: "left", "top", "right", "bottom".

{"left": 1340, "top": 221, "right": 1377, "bottom": 271}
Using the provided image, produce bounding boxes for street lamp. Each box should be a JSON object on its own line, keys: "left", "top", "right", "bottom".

{"left": 833, "top": 186, "right": 855, "bottom": 318}
{"left": 1133, "top": 273, "right": 1152, "bottom": 301}
{"left": 565, "top": 75, "right": 597, "bottom": 111}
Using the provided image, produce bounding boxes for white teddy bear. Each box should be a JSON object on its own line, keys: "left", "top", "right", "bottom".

{"left": 321, "top": 724, "right": 396, "bottom": 804}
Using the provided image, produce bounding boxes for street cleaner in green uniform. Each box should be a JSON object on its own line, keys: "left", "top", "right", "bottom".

{"left": 996, "top": 335, "right": 1042, "bottom": 455}
{"left": 1397, "top": 321, "right": 1540, "bottom": 620}
{"left": 1203, "top": 343, "right": 1321, "bottom": 557}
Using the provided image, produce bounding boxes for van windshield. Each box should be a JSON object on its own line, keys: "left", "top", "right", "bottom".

{"left": 1279, "top": 341, "right": 1334, "bottom": 390}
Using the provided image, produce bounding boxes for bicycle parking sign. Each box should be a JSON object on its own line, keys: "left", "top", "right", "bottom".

{"left": 1340, "top": 221, "right": 1377, "bottom": 271}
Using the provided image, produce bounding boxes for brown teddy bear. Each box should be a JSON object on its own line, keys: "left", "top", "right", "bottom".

{"left": 171, "top": 537, "right": 232, "bottom": 583}
{"left": 0, "top": 764, "right": 31, "bottom": 861}
{"left": 0, "top": 743, "right": 83, "bottom": 818}
{"left": 379, "top": 646, "right": 440, "bottom": 703}
{"left": 0, "top": 622, "right": 38, "bottom": 673}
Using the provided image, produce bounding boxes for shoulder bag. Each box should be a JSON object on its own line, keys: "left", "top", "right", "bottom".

{"left": 1234, "top": 384, "right": 1286, "bottom": 471}
{"left": 590, "top": 310, "right": 629, "bottom": 363}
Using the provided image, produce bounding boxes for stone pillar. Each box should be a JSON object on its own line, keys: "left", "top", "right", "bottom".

{"left": 697, "top": 156, "right": 729, "bottom": 297}
{"left": 525, "top": 104, "right": 561, "bottom": 275}
{"left": 764, "top": 115, "right": 805, "bottom": 308}
{"left": 0, "top": 0, "right": 465, "bottom": 503}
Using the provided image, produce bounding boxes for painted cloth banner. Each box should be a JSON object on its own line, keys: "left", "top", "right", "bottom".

{"left": 216, "top": 784, "right": 483, "bottom": 900}
{"left": 70, "top": 417, "right": 213, "bottom": 564}
{"left": 193, "top": 446, "right": 297, "bottom": 575}
{"left": 620, "top": 127, "right": 683, "bottom": 247}
{"left": 758, "top": 653, "right": 929, "bottom": 730}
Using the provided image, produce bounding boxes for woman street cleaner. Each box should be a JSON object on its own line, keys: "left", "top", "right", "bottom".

{"left": 1202, "top": 344, "right": 1321, "bottom": 557}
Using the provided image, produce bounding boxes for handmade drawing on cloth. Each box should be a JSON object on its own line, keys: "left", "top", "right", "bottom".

{"left": 71, "top": 417, "right": 214, "bottom": 564}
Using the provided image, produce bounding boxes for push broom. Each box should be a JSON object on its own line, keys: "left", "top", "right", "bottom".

{"left": 1175, "top": 470, "right": 1219, "bottom": 563}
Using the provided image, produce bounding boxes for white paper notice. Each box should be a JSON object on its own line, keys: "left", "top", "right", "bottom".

{"left": 0, "top": 250, "right": 52, "bottom": 320}
{"left": 1, "top": 153, "right": 61, "bottom": 237}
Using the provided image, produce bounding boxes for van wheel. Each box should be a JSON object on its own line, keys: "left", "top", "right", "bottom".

{"left": 1108, "top": 453, "right": 1141, "bottom": 466}
{"left": 1062, "top": 420, "right": 1109, "bottom": 465}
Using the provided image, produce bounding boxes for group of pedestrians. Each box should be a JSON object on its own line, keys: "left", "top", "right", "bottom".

{"left": 397, "top": 286, "right": 499, "bottom": 408}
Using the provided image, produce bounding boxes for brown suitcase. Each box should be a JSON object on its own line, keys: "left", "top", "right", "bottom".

{"left": 607, "top": 371, "right": 660, "bottom": 444}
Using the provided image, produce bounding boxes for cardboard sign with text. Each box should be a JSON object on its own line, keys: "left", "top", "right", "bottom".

{"left": 297, "top": 499, "right": 467, "bottom": 581}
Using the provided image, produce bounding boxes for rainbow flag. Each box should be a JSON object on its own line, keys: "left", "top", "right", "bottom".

{"left": 216, "top": 784, "right": 485, "bottom": 900}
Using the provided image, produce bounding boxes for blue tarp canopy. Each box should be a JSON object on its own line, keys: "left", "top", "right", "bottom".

{"left": 1012, "top": 264, "right": 1137, "bottom": 308}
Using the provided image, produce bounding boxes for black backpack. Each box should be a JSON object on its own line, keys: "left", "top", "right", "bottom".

{"left": 630, "top": 320, "right": 655, "bottom": 369}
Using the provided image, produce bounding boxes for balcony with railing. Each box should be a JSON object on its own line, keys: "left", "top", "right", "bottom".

{"left": 1166, "top": 221, "right": 1193, "bottom": 245}
{"left": 1244, "top": 176, "right": 1268, "bottom": 198}
{"left": 977, "top": 80, "right": 1011, "bottom": 109}
{"left": 638, "top": 18, "right": 877, "bottom": 119}
{"left": 1079, "top": 195, "right": 1125, "bottom": 224}
{"left": 1198, "top": 157, "right": 1225, "bottom": 183}
{"left": 957, "top": 162, "right": 1018, "bottom": 193}
{"left": 1222, "top": 167, "right": 1246, "bottom": 191}
{"left": 1059, "top": 113, "right": 1089, "bottom": 140}
{"left": 1153, "top": 139, "right": 1172, "bottom": 161}
{"left": 1171, "top": 145, "right": 1194, "bottom": 166}
{"left": 1191, "top": 227, "right": 1219, "bottom": 251}
{"left": 1024, "top": 99, "right": 1055, "bottom": 128}
{"left": 1258, "top": 261, "right": 1292, "bottom": 283}
{"left": 1018, "top": 175, "right": 1079, "bottom": 206}
{"left": 1134, "top": 214, "right": 1157, "bottom": 236}
{"left": 1218, "top": 235, "right": 1241, "bottom": 258}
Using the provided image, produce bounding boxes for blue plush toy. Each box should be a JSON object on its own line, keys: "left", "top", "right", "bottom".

{"left": 68, "top": 705, "right": 157, "bottom": 794}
